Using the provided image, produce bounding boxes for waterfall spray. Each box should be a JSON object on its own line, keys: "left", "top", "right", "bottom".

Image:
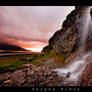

{"left": 76, "top": 7, "right": 91, "bottom": 52}
{"left": 53, "top": 7, "right": 92, "bottom": 82}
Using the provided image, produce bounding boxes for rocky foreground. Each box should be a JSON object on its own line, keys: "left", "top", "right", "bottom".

{"left": 0, "top": 64, "right": 79, "bottom": 86}
{"left": 0, "top": 53, "right": 92, "bottom": 86}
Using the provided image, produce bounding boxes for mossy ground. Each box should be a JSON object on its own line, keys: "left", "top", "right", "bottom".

{"left": 0, "top": 54, "right": 37, "bottom": 73}
{"left": 31, "top": 50, "right": 67, "bottom": 67}
{"left": 0, "top": 50, "right": 69, "bottom": 73}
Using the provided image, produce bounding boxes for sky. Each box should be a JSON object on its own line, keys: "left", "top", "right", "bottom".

{"left": 0, "top": 6, "right": 74, "bottom": 52}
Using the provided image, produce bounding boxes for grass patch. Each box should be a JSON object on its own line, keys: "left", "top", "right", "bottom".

{"left": 49, "top": 53, "right": 66, "bottom": 67}
{"left": 0, "top": 50, "right": 72, "bottom": 73}
{"left": 30, "top": 50, "right": 56, "bottom": 65}
{"left": 31, "top": 50, "right": 67, "bottom": 67}
{"left": 0, "top": 60, "right": 30, "bottom": 73}
{"left": 0, "top": 54, "right": 37, "bottom": 73}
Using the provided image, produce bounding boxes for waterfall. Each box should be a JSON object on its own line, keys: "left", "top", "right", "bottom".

{"left": 76, "top": 7, "right": 91, "bottom": 51}
{"left": 54, "top": 53, "right": 90, "bottom": 81}
{"left": 53, "top": 7, "right": 92, "bottom": 82}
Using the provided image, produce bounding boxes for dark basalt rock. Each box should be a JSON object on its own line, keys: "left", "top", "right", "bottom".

{"left": 42, "top": 6, "right": 89, "bottom": 56}
{"left": 66, "top": 72, "right": 72, "bottom": 78}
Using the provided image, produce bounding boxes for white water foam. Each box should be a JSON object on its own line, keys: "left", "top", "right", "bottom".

{"left": 53, "top": 53, "right": 90, "bottom": 81}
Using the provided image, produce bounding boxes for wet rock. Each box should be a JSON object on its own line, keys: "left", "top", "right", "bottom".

{"left": 49, "top": 76, "right": 54, "bottom": 80}
{"left": 51, "top": 71, "right": 58, "bottom": 77}
{"left": 79, "top": 61, "right": 92, "bottom": 86}
{"left": 66, "top": 72, "right": 72, "bottom": 78}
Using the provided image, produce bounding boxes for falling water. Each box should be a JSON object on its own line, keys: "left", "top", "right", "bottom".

{"left": 76, "top": 7, "right": 91, "bottom": 51}
{"left": 53, "top": 7, "right": 92, "bottom": 82}
{"left": 54, "top": 53, "right": 90, "bottom": 81}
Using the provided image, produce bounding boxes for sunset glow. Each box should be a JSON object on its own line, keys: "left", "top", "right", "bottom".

{"left": 25, "top": 47, "right": 43, "bottom": 52}
{"left": 0, "top": 6, "right": 74, "bottom": 52}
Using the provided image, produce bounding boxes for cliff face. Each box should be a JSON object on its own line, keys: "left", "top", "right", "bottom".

{"left": 42, "top": 6, "right": 88, "bottom": 56}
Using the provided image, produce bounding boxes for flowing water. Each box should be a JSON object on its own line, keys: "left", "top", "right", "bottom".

{"left": 54, "top": 53, "right": 90, "bottom": 81}
{"left": 53, "top": 7, "right": 92, "bottom": 82}
{"left": 76, "top": 7, "right": 91, "bottom": 50}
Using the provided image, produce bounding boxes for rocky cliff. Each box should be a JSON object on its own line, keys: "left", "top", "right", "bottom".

{"left": 42, "top": 6, "right": 88, "bottom": 57}
{"left": 42, "top": 6, "right": 92, "bottom": 86}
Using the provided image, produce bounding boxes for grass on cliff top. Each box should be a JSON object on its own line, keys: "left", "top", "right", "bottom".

{"left": 0, "top": 51, "right": 67, "bottom": 73}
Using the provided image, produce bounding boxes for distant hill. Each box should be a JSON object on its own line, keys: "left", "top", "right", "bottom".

{"left": 0, "top": 43, "right": 26, "bottom": 51}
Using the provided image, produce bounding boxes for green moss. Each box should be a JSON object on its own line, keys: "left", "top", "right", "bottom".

{"left": 0, "top": 50, "right": 64, "bottom": 73}
{"left": 0, "top": 54, "right": 38, "bottom": 73}
{"left": 0, "top": 50, "right": 72, "bottom": 73}
{"left": 43, "top": 50, "right": 67, "bottom": 66}
{"left": 0, "top": 58, "right": 31, "bottom": 73}
{"left": 8, "top": 65, "right": 22, "bottom": 71}
{"left": 57, "top": 54, "right": 65, "bottom": 66}
{"left": 29, "top": 50, "right": 56, "bottom": 66}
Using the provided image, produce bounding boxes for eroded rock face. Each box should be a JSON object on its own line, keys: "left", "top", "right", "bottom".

{"left": 42, "top": 6, "right": 88, "bottom": 56}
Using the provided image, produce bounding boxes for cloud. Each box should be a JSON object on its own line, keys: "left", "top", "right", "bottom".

{"left": 0, "top": 6, "right": 74, "bottom": 49}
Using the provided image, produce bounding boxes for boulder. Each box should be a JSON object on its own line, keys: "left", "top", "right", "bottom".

{"left": 66, "top": 72, "right": 72, "bottom": 78}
